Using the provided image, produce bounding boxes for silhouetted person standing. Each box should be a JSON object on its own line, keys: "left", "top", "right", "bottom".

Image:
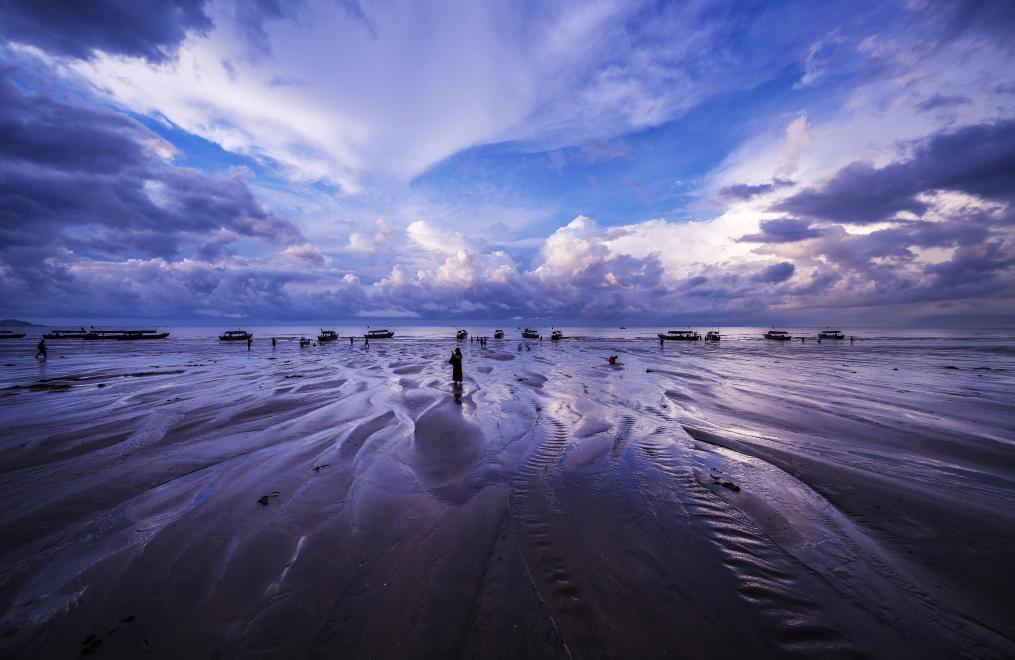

{"left": 272, "top": 337, "right": 277, "bottom": 348}
{"left": 247, "top": 336, "right": 252, "bottom": 351}
{"left": 35, "top": 338, "right": 46, "bottom": 360}
{"left": 449, "top": 347, "right": 463, "bottom": 386}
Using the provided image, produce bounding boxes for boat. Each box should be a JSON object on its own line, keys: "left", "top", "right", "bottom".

{"left": 220, "top": 330, "right": 252, "bottom": 341}
{"left": 84, "top": 328, "right": 170, "bottom": 340}
{"left": 764, "top": 329, "right": 791, "bottom": 341}
{"left": 705, "top": 330, "right": 721, "bottom": 341}
{"left": 522, "top": 328, "right": 539, "bottom": 339}
{"left": 550, "top": 330, "right": 563, "bottom": 340}
{"left": 658, "top": 330, "right": 700, "bottom": 341}
{"left": 0, "top": 330, "right": 26, "bottom": 339}
{"left": 43, "top": 327, "right": 89, "bottom": 339}
{"left": 318, "top": 329, "right": 339, "bottom": 342}
{"left": 364, "top": 329, "right": 395, "bottom": 339}
{"left": 494, "top": 329, "right": 504, "bottom": 339}
{"left": 456, "top": 329, "right": 468, "bottom": 340}
{"left": 818, "top": 328, "right": 845, "bottom": 340}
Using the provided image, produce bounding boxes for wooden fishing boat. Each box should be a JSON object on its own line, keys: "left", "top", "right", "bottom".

{"left": 0, "top": 330, "right": 26, "bottom": 339}
{"left": 764, "top": 329, "right": 791, "bottom": 341}
{"left": 550, "top": 330, "right": 563, "bottom": 340}
{"left": 494, "top": 329, "right": 504, "bottom": 339}
{"left": 456, "top": 329, "right": 468, "bottom": 340}
{"left": 818, "top": 328, "right": 845, "bottom": 339}
{"left": 318, "top": 329, "right": 339, "bottom": 342}
{"left": 220, "top": 330, "right": 252, "bottom": 341}
{"left": 658, "top": 329, "right": 700, "bottom": 341}
{"left": 364, "top": 329, "right": 395, "bottom": 339}
{"left": 705, "top": 330, "right": 721, "bottom": 341}
{"left": 43, "top": 327, "right": 89, "bottom": 339}
{"left": 522, "top": 328, "right": 539, "bottom": 339}
{"left": 84, "top": 329, "right": 169, "bottom": 340}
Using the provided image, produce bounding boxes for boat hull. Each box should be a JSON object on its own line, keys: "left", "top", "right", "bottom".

{"left": 220, "top": 335, "right": 251, "bottom": 341}
{"left": 0, "top": 333, "right": 26, "bottom": 339}
{"left": 113, "top": 333, "right": 170, "bottom": 340}
{"left": 364, "top": 332, "right": 394, "bottom": 339}
{"left": 658, "top": 334, "right": 699, "bottom": 341}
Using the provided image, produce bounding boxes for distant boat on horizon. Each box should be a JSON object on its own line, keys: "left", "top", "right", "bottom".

{"left": 818, "top": 328, "right": 845, "bottom": 339}
{"left": 84, "top": 328, "right": 169, "bottom": 340}
{"left": 365, "top": 328, "right": 395, "bottom": 339}
{"left": 765, "top": 329, "right": 792, "bottom": 340}
{"left": 220, "top": 330, "right": 252, "bottom": 341}
{"left": 43, "top": 327, "right": 90, "bottom": 339}
{"left": 0, "top": 330, "right": 26, "bottom": 339}
{"left": 658, "top": 329, "right": 700, "bottom": 341}
{"left": 522, "top": 328, "right": 539, "bottom": 339}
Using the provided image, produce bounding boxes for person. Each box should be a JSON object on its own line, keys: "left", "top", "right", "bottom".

{"left": 850, "top": 336, "right": 855, "bottom": 344}
{"left": 247, "top": 336, "right": 252, "bottom": 351}
{"left": 272, "top": 337, "right": 277, "bottom": 348}
{"left": 608, "top": 355, "right": 618, "bottom": 365}
{"left": 350, "top": 336, "right": 354, "bottom": 345}
{"left": 448, "top": 347, "right": 463, "bottom": 385}
{"left": 35, "top": 338, "right": 47, "bottom": 360}
{"left": 659, "top": 336, "right": 664, "bottom": 347}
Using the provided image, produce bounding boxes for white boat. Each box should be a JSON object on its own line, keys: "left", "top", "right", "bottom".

{"left": 818, "top": 328, "right": 845, "bottom": 339}
{"left": 364, "top": 329, "right": 394, "bottom": 339}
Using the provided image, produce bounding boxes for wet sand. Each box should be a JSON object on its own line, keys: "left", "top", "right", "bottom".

{"left": 1, "top": 334, "right": 1013, "bottom": 658}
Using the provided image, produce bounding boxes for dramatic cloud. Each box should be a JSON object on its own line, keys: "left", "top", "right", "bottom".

{"left": 1, "top": 1, "right": 1014, "bottom": 324}
{"left": 0, "top": 0, "right": 212, "bottom": 62}
{"left": 774, "top": 120, "right": 1015, "bottom": 223}
{"left": 0, "top": 62, "right": 301, "bottom": 271}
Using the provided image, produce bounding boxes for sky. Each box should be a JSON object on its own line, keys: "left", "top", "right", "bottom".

{"left": 0, "top": 0, "right": 1013, "bottom": 325}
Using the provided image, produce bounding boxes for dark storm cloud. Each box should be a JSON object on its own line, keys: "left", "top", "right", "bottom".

{"left": 0, "top": 0, "right": 212, "bottom": 62}
{"left": 739, "top": 218, "right": 825, "bottom": 243}
{"left": 752, "top": 261, "right": 795, "bottom": 284}
{"left": 0, "top": 65, "right": 302, "bottom": 261}
{"left": 774, "top": 119, "right": 1015, "bottom": 223}
{"left": 719, "top": 178, "right": 794, "bottom": 201}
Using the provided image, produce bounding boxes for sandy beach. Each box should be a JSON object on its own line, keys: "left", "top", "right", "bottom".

{"left": 0, "top": 329, "right": 1013, "bottom": 658}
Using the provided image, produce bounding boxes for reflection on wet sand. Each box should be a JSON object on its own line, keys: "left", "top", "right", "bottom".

{"left": 0, "top": 335, "right": 1013, "bottom": 658}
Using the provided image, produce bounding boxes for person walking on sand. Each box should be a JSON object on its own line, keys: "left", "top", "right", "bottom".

{"left": 272, "top": 337, "right": 277, "bottom": 348}
{"left": 247, "top": 336, "right": 252, "bottom": 351}
{"left": 448, "top": 347, "right": 463, "bottom": 386}
{"left": 35, "top": 338, "right": 47, "bottom": 360}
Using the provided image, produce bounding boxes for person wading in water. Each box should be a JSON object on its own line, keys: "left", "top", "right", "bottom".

{"left": 448, "top": 347, "right": 463, "bottom": 386}
{"left": 35, "top": 338, "right": 47, "bottom": 360}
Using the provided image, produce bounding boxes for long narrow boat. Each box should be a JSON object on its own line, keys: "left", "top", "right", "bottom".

{"left": 522, "top": 328, "right": 539, "bottom": 339}
{"left": 818, "top": 328, "right": 845, "bottom": 339}
{"left": 318, "top": 329, "right": 339, "bottom": 342}
{"left": 364, "top": 329, "right": 395, "bottom": 339}
{"left": 84, "top": 329, "right": 170, "bottom": 340}
{"left": 43, "top": 327, "right": 90, "bottom": 339}
{"left": 0, "top": 330, "right": 26, "bottom": 339}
